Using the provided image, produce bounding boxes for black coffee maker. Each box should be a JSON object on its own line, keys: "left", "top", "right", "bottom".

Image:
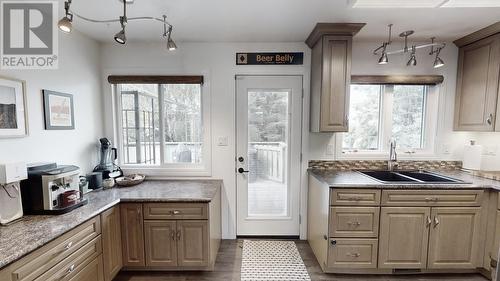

{"left": 93, "top": 138, "right": 123, "bottom": 179}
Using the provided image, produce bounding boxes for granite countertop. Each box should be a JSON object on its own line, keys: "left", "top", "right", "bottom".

{"left": 0, "top": 179, "right": 221, "bottom": 270}
{"left": 309, "top": 169, "right": 500, "bottom": 191}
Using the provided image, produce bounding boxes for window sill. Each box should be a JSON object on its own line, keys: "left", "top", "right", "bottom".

{"left": 121, "top": 166, "right": 212, "bottom": 178}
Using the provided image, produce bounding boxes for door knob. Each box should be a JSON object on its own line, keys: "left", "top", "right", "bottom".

{"left": 238, "top": 168, "right": 249, "bottom": 174}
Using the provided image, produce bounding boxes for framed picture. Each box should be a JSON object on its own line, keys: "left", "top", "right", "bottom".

{"left": 0, "top": 76, "right": 28, "bottom": 138}
{"left": 42, "top": 90, "right": 75, "bottom": 130}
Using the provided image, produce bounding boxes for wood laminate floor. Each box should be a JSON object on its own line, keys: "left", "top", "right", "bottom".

{"left": 113, "top": 239, "right": 489, "bottom": 281}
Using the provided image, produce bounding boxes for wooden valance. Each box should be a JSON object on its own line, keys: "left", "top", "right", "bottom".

{"left": 351, "top": 75, "right": 444, "bottom": 85}
{"left": 108, "top": 75, "right": 204, "bottom": 84}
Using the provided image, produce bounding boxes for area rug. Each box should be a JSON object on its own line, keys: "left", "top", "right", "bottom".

{"left": 241, "top": 240, "right": 311, "bottom": 281}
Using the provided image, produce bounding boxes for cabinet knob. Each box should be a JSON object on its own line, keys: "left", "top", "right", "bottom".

{"left": 433, "top": 216, "right": 440, "bottom": 227}
{"left": 426, "top": 216, "right": 432, "bottom": 227}
{"left": 487, "top": 113, "right": 494, "bottom": 125}
{"left": 172, "top": 210, "right": 181, "bottom": 215}
{"left": 330, "top": 240, "right": 337, "bottom": 246}
{"left": 64, "top": 241, "right": 73, "bottom": 250}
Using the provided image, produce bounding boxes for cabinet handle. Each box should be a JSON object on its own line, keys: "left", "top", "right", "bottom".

{"left": 347, "top": 221, "right": 361, "bottom": 227}
{"left": 426, "top": 216, "right": 432, "bottom": 227}
{"left": 344, "top": 114, "right": 349, "bottom": 126}
{"left": 171, "top": 210, "right": 181, "bottom": 215}
{"left": 176, "top": 230, "right": 181, "bottom": 240}
{"left": 433, "top": 216, "right": 439, "bottom": 227}
{"left": 323, "top": 235, "right": 328, "bottom": 240}
{"left": 487, "top": 113, "right": 493, "bottom": 125}
{"left": 64, "top": 241, "right": 73, "bottom": 250}
{"left": 170, "top": 230, "right": 176, "bottom": 240}
{"left": 64, "top": 264, "right": 75, "bottom": 276}
{"left": 347, "top": 252, "right": 361, "bottom": 258}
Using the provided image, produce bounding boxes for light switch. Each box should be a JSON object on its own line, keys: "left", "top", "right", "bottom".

{"left": 217, "top": 136, "right": 228, "bottom": 146}
{"left": 326, "top": 144, "right": 335, "bottom": 156}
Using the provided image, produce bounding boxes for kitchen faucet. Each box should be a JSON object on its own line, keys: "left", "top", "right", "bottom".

{"left": 388, "top": 140, "right": 398, "bottom": 171}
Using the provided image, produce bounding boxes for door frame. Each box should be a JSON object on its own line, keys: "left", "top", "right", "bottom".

{"left": 235, "top": 74, "right": 304, "bottom": 237}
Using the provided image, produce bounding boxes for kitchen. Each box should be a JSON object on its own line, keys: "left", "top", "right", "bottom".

{"left": 1, "top": 0, "right": 500, "bottom": 280}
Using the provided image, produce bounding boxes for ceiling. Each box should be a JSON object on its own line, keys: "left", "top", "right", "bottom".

{"left": 63, "top": 0, "right": 500, "bottom": 43}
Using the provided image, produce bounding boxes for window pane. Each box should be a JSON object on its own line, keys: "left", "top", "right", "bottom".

{"left": 119, "top": 84, "right": 160, "bottom": 165}
{"left": 162, "top": 84, "right": 202, "bottom": 164}
{"left": 342, "top": 85, "right": 381, "bottom": 150}
{"left": 392, "top": 85, "right": 425, "bottom": 149}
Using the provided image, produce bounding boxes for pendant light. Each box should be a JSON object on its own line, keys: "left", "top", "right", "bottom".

{"left": 430, "top": 38, "right": 445, "bottom": 68}
{"left": 375, "top": 24, "right": 392, "bottom": 65}
{"left": 114, "top": 1, "right": 127, "bottom": 44}
{"left": 163, "top": 15, "right": 177, "bottom": 51}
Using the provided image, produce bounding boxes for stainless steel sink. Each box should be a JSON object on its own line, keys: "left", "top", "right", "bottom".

{"left": 359, "top": 170, "right": 467, "bottom": 184}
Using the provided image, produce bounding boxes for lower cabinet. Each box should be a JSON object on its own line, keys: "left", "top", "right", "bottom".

{"left": 379, "top": 206, "right": 481, "bottom": 269}
{"left": 101, "top": 206, "right": 123, "bottom": 281}
{"left": 121, "top": 202, "right": 220, "bottom": 271}
{"left": 427, "top": 207, "right": 482, "bottom": 269}
{"left": 378, "top": 207, "right": 430, "bottom": 269}
{"left": 120, "top": 203, "right": 146, "bottom": 267}
{"left": 144, "top": 221, "right": 178, "bottom": 267}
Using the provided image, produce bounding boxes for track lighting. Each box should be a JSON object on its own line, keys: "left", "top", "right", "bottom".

{"left": 163, "top": 16, "right": 177, "bottom": 51}
{"left": 58, "top": 0, "right": 73, "bottom": 33}
{"left": 57, "top": 0, "right": 177, "bottom": 50}
{"left": 114, "top": 16, "right": 127, "bottom": 44}
{"left": 407, "top": 46, "right": 417, "bottom": 66}
{"left": 373, "top": 25, "right": 445, "bottom": 68}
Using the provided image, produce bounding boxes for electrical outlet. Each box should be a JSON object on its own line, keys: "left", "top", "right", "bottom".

{"left": 217, "top": 136, "right": 228, "bottom": 146}
{"left": 442, "top": 143, "right": 451, "bottom": 155}
{"left": 326, "top": 144, "right": 335, "bottom": 156}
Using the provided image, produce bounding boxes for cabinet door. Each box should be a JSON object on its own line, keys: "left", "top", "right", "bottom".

{"left": 454, "top": 34, "right": 500, "bottom": 131}
{"left": 378, "top": 207, "right": 431, "bottom": 269}
{"left": 120, "top": 203, "right": 145, "bottom": 267}
{"left": 428, "top": 207, "right": 482, "bottom": 269}
{"left": 101, "top": 206, "right": 122, "bottom": 281}
{"left": 177, "top": 220, "right": 209, "bottom": 267}
{"left": 144, "top": 221, "right": 177, "bottom": 267}
{"left": 319, "top": 35, "right": 352, "bottom": 132}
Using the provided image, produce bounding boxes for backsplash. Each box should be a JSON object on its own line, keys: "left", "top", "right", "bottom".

{"left": 309, "top": 160, "right": 463, "bottom": 171}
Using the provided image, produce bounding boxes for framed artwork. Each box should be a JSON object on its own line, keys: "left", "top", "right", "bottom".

{"left": 0, "top": 76, "right": 28, "bottom": 138}
{"left": 42, "top": 90, "right": 75, "bottom": 130}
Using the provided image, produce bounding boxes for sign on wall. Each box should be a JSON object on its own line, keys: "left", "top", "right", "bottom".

{"left": 236, "top": 52, "right": 303, "bottom": 65}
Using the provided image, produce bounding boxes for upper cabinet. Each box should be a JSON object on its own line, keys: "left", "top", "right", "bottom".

{"left": 454, "top": 22, "right": 500, "bottom": 131}
{"left": 306, "top": 23, "right": 365, "bottom": 132}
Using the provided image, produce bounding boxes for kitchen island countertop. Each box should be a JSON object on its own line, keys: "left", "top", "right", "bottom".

{"left": 0, "top": 179, "right": 221, "bottom": 269}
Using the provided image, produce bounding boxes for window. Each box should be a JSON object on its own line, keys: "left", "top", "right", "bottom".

{"left": 340, "top": 83, "right": 438, "bottom": 157}
{"left": 114, "top": 78, "right": 209, "bottom": 175}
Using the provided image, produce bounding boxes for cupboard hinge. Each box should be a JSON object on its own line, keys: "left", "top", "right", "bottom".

{"left": 300, "top": 153, "right": 303, "bottom": 162}
{"left": 302, "top": 88, "right": 304, "bottom": 98}
{"left": 299, "top": 214, "right": 301, "bottom": 224}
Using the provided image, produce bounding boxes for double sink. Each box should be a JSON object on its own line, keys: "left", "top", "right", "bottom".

{"left": 359, "top": 170, "right": 468, "bottom": 184}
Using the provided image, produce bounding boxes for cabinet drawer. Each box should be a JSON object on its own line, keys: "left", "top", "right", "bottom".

{"left": 34, "top": 236, "right": 102, "bottom": 281}
{"left": 329, "top": 207, "right": 379, "bottom": 238}
{"left": 330, "top": 189, "right": 380, "bottom": 206}
{"left": 327, "top": 238, "right": 378, "bottom": 269}
{"left": 9, "top": 217, "right": 101, "bottom": 281}
{"left": 381, "top": 190, "right": 483, "bottom": 206}
{"left": 66, "top": 256, "right": 104, "bottom": 281}
{"left": 144, "top": 203, "right": 208, "bottom": 220}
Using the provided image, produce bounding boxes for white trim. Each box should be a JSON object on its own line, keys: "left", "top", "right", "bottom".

{"left": 336, "top": 84, "right": 440, "bottom": 160}
{"left": 112, "top": 76, "right": 212, "bottom": 177}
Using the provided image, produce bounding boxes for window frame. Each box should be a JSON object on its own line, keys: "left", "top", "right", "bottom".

{"left": 336, "top": 83, "right": 439, "bottom": 160}
{"left": 112, "top": 81, "right": 212, "bottom": 177}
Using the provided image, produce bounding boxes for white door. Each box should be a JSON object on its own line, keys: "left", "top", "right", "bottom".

{"left": 236, "top": 75, "right": 303, "bottom": 236}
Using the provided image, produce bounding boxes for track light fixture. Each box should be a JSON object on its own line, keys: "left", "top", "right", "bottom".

{"left": 58, "top": 0, "right": 73, "bottom": 33}
{"left": 163, "top": 16, "right": 177, "bottom": 51}
{"left": 57, "top": 0, "right": 177, "bottom": 50}
{"left": 373, "top": 24, "right": 445, "bottom": 68}
{"left": 407, "top": 46, "right": 417, "bottom": 66}
{"left": 114, "top": 2, "right": 127, "bottom": 45}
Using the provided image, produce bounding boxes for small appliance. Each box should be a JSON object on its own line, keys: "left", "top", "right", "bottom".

{"left": 87, "top": 172, "right": 103, "bottom": 190}
{"left": 20, "top": 163, "right": 87, "bottom": 215}
{"left": 0, "top": 162, "right": 27, "bottom": 225}
{"left": 93, "top": 138, "right": 123, "bottom": 179}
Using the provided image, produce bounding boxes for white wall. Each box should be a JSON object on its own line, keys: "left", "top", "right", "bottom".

{"left": 309, "top": 40, "right": 500, "bottom": 161}
{"left": 0, "top": 31, "right": 103, "bottom": 173}
{"left": 100, "top": 42, "right": 311, "bottom": 239}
